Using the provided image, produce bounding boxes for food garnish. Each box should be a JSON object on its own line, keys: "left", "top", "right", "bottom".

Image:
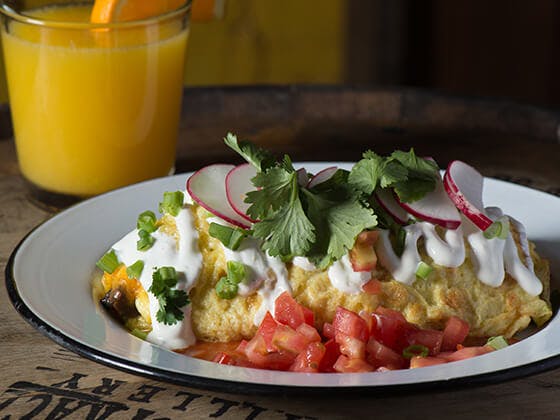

{"left": 91, "top": 0, "right": 186, "bottom": 23}
{"left": 149, "top": 267, "right": 189, "bottom": 325}
{"left": 96, "top": 249, "right": 119, "bottom": 273}
{"left": 225, "top": 133, "right": 444, "bottom": 268}
{"left": 159, "top": 191, "right": 185, "bottom": 217}
{"left": 95, "top": 133, "right": 552, "bottom": 374}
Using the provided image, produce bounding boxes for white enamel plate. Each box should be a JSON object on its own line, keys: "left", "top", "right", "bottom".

{"left": 6, "top": 163, "right": 560, "bottom": 394}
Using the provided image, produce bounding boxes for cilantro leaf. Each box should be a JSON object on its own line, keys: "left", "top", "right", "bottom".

{"left": 149, "top": 267, "right": 189, "bottom": 325}
{"left": 325, "top": 201, "right": 377, "bottom": 262}
{"left": 350, "top": 148, "right": 438, "bottom": 203}
{"left": 224, "top": 133, "right": 275, "bottom": 172}
{"left": 303, "top": 189, "right": 377, "bottom": 269}
{"left": 389, "top": 149, "right": 438, "bottom": 174}
{"left": 253, "top": 194, "right": 316, "bottom": 260}
{"left": 379, "top": 160, "right": 408, "bottom": 188}
{"left": 387, "top": 149, "right": 439, "bottom": 202}
{"left": 246, "top": 166, "right": 296, "bottom": 220}
{"left": 155, "top": 289, "right": 189, "bottom": 325}
{"left": 347, "top": 151, "right": 385, "bottom": 195}
{"left": 224, "top": 135, "right": 438, "bottom": 267}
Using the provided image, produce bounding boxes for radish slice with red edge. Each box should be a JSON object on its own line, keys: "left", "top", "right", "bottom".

{"left": 225, "top": 163, "right": 258, "bottom": 223}
{"left": 307, "top": 166, "right": 338, "bottom": 189}
{"left": 396, "top": 176, "right": 461, "bottom": 229}
{"left": 186, "top": 163, "right": 251, "bottom": 229}
{"left": 374, "top": 188, "right": 409, "bottom": 225}
{"left": 297, "top": 168, "right": 310, "bottom": 187}
{"left": 443, "top": 160, "right": 493, "bottom": 231}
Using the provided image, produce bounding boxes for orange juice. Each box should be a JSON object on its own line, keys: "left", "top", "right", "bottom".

{"left": 1, "top": 3, "right": 189, "bottom": 196}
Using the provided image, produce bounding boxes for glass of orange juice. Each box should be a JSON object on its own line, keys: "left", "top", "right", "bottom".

{"left": 0, "top": 0, "right": 190, "bottom": 208}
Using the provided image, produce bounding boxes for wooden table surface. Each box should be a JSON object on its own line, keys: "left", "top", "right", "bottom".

{"left": 2, "top": 87, "right": 560, "bottom": 419}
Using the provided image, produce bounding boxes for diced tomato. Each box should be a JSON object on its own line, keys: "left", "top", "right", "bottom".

{"left": 358, "top": 310, "right": 376, "bottom": 334}
{"left": 290, "top": 342, "right": 326, "bottom": 373}
{"left": 244, "top": 334, "right": 296, "bottom": 370}
{"left": 366, "top": 338, "right": 406, "bottom": 370}
{"left": 333, "top": 307, "right": 369, "bottom": 342}
{"left": 409, "top": 356, "right": 447, "bottom": 369}
{"left": 349, "top": 231, "right": 379, "bottom": 272}
{"left": 442, "top": 345, "right": 494, "bottom": 362}
{"left": 296, "top": 322, "right": 321, "bottom": 343}
{"left": 303, "top": 305, "right": 315, "bottom": 327}
{"left": 183, "top": 341, "right": 240, "bottom": 361}
{"left": 370, "top": 307, "right": 412, "bottom": 351}
{"left": 255, "top": 312, "right": 280, "bottom": 352}
{"left": 274, "top": 291, "right": 315, "bottom": 329}
{"left": 362, "top": 278, "right": 382, "bottom": 295}
{"left": 322, "top": 322, "right": 335, "bottom": 339}
{"left": 441, "top": 316, "right": 470, "bottom": 351}
{"left": 336, "top": 332, "right": 367, "bottom": 359}
{"left": 235, "top": 340, "right": 248, "bottom": 354}
{"left": 213, "top": 352, "right": 234, "bottom": 365}
{"left": 375, "top": 306, "right": 407, "bottom": 323}
{"left": 272, "top": 324, "right": 311, "bottom": 354}
{"left": 405, "top": 328, "right": 443, "bottom": 355}
{"left": 188, "top": 300, "right": 498, "bottom": 374}
{"left": 333, "top": 355, "right": 374, "bottom": 373}
{"left": 319, "top": 339, "right": 341, "bottom": 372}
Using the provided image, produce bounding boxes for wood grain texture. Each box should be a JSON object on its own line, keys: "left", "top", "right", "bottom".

{"left": 2, "top": 87, "right": 560, "bottom": 419}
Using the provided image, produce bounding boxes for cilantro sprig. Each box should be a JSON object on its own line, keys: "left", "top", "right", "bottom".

{"left": 148, "top": 267, "right": 189, "bottom": 325}
{"left": 224, "top": 133, "right": 438, "bottom": 269}
{"left": 348, "top": 149, "right": 439, "bottom": 203}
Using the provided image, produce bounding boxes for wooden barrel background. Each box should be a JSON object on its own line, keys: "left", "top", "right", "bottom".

{"left": 174, "top": 86, "right": 560, "bottom": 195}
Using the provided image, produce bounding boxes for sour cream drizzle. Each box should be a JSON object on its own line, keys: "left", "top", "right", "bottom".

{"left": 112, "top": 205, "right": 202, "bottom": 349}
{"left": 374, "top": 209, "right": 542, "bottom": 296}
{"left": 327, "top": 254, "right": 371, "bottom": 294}
{"left": 108, "top": 194, "right": 543, "bottom": 351}
{"left": 210, "top": 218, "right": 290, "bottom": 326}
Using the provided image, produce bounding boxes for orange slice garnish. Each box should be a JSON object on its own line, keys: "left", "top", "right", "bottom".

{"left": 91, "top": 0, "right": 187, "bottom": 23}
{"left": 191, "top": 0, "right": 224, "bottom": 22}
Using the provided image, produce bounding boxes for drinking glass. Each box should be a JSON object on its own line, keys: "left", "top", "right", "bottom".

{"left": 0, "top": 0, "right": 190, "bottom": 208}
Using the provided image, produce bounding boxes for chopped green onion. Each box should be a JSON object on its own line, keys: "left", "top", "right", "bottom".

{"left": 215, "top": 261, "right": 247, "bottom": 299}
{"left": 96, "top": 249, "right": 120, "bottom": 273}
{"left": 130, "top": 328, "right": 148, "bottom": 340}
{"left": 215, "top": 276, "right": 239, "bottom": 299}
{"left": 150, "top": 266, "right": 178, "bottom": 294}
{"left": 416, "top": 261, "right": 433, "bottom": 280}
{"left": 209, "top": 222, "right": 248, "bottom": 250}
{"left": 226, "top": 261, "right": 247, "bottom": 284}
{"left": 126, "top": 260, "right": 145, "bottom": 279}
{"left": 483, "top": 216, "right": 510, "bottom": 240}
{"left": 402, "top": 344, "right": 429, "bottom": 359}
{"left": 137, "top": 229, "right": 155, "bottom": 251}
{"left": 137, "top": 210, "right": 157, "bottom": 233}
{"left": 159, "top": 191, "right": 184, "bottom": 216}
{"left": 486, "top": 335, "right": 509, "bottom": 350}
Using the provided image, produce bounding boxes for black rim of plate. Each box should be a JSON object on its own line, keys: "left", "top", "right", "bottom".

{"left": 5, "top": 225, "right": 560, "bottom": 396}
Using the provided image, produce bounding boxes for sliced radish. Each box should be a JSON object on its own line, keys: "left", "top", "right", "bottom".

{"left": 396, "top": 176, "right": 461, "bottom": 229}
{"left": 307, "top": 166, "right": 338, "bottom": 189}
{"left": 374, "top": 188, "right": 409, "bottom": 225}
{"left": 443, "top": 160, "right": 493, "bottom": 231}
{"left": 226, "top": 163, "right": 258, "bottom": 223}
{"left": 296, "top": 168, "right": 310, "bottom": 187}
{"left": 186, "top": 164, "right": 251, "bottom": 229}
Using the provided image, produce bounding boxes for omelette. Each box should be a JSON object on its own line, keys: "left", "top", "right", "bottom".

{"left": 97, "top": 196, "right": 552, "bottom": 348}
{"left": 95, "top": 143, "right": 552, "bottom": 352}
